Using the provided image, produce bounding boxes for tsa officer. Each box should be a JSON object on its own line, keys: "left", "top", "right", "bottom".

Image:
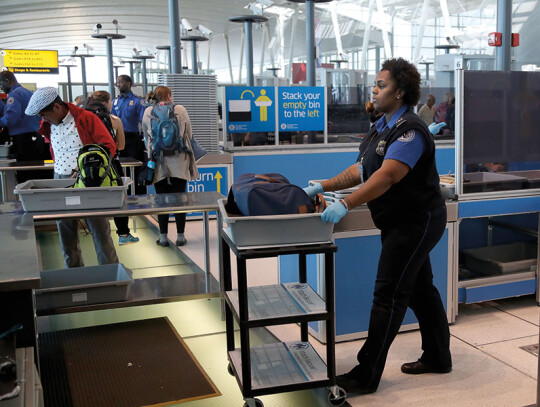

{"left": 113, "top": 75, "right": 147, "bottom": 194}
{"left": 0, "top": 71, "right": 45, "bottom": 183}
{"left": 304, "top": 58, "right": 451, "bottom": 395}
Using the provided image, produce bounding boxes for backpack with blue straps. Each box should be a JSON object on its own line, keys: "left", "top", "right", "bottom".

{"left": 150, "top": 104, "right": 190, "bottom": 162}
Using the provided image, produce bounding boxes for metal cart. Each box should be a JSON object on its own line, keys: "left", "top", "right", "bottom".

{"left": 221, "top": 229, "right": 346, "bottom": 407}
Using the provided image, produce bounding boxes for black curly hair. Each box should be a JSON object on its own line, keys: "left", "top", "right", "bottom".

{"left": 380, "top": 58, "right": 421, "bottom": 106}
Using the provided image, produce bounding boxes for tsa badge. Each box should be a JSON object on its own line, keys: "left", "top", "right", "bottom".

{"left": 398, "top": 130, "right": 415, "bottom": 142}
{"left": 7, "top": 97, "right": 14, "bottom": 105}
{"left": 376, "top": 140, "right": 386, "bottom": 156}
{"left": 129, "top": 100, "right": 134, "bottom": 106}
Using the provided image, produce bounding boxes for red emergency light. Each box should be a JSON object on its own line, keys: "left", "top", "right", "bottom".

{"left": 488, "top": 32, "right": 502, "bottom": 47}
{"left": 512, "top": 33, "right": 520, "bottom": 47}
{"left": 488, "top": 32, "right": 520, "bottom": 47}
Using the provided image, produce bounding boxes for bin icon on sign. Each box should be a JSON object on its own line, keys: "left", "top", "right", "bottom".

{"left": 228, "top": 99, "right": 251, "bottom": 122}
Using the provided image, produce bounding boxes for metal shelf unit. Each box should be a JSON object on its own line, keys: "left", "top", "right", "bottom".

{"left": 220, "top": 230, "right": 344, "bottom": 406}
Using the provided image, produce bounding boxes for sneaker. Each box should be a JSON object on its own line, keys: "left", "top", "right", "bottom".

{"left": 176, "top": 236, "right": 187, "bottom": 246}
{"left": 119, "top": 234, "right": 140, "bottom": 245}
{"left": 156, "top": 239, "right": 169, "bottom": 247}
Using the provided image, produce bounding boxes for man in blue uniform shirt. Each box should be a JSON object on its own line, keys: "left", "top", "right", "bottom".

{"left": 112, "top": 74, "right": 147, "bottom": 194}
{"left": 0, "top": 71, "right": 46, "bottom": 182}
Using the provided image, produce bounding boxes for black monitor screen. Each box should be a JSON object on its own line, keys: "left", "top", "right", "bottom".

{"left": 463, "top": 71, "right": 540, "bottom": 166}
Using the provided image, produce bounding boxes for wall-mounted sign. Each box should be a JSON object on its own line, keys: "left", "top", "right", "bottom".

{"left": 225, "top": 86, "right": 275, "bottom": 133}
{"left": 278, "top": 87, "right": 325, "bottom": 131}
{"left": 1, "top": 49, "right": 59, "bottom": 74}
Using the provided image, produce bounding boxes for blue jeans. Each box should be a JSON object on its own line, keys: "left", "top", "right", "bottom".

{"left": 54, "top": 172, "right": 119, "bottom": 268}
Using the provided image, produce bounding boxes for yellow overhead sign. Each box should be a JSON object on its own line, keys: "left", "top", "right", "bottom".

{"left": 1, "top": 49, "right": 59, "bottom": 74}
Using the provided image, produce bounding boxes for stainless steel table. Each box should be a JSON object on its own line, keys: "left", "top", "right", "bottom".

{"left": 0, "top": 190, "right": 224, "bottom": 329}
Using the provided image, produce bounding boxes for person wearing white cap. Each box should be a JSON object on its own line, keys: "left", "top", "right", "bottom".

{"left": 26, "top": 87, "right": 119, "bottom": 268}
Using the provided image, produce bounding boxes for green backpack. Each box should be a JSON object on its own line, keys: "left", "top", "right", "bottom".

{"left": 73, "top": 144, "right": 122, "bottom": 188}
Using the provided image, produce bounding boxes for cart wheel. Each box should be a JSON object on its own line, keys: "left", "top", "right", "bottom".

{"left": 327, "top": 386, "right": 347, "bottom": 406}
{"left": 227, "top": 363, "right": 234, "bottom": 376}
{"left": 243, "top": 398, "right": 263, "bottom": 407}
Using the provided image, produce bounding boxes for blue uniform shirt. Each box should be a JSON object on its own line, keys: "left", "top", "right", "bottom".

{"left": 385, "top": 128, "right": 426, "bottom": 169}
{"left": 0, "top": 84, "right": 41, "bottom": 135}
{"left": 112, "top": 91, "right": 146, "bottom": 133}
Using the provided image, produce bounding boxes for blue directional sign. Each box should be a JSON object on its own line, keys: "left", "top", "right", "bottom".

{"left": 225, "top": 86, "right": 275, "bottom": 133}
{"left": 187, "top": 165, "right": 230, "bottom": 218}
{"left": 278, "top": 87, "right": 325, "bottom": 131}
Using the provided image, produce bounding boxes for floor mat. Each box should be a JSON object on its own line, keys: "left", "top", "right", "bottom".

{"left": 38, "top": 317, "right": 220, "bottom": 407}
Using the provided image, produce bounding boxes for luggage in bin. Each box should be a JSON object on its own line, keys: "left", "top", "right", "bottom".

{"left": 222, "top": 173, "right": 332, "bottom": 247}
{"left": 226, "top": 173, "right": 316, "bottom": 216}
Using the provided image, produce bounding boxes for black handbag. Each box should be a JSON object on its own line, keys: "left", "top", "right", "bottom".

{"left": 137, "top": 159, "right": 153, "bottom": 186}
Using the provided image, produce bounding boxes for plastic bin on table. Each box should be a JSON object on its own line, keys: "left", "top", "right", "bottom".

{"left": 462, "top": 172, "right": 527, "bottom": 193}
{"left": 14, "top": 177, "right": 131, "bottom": 212}
{"left": 500, "top": 170, "right": 540, "bottom": 189}
{"left": 35, "top": 264, "right": 133, "bottom": 311}
{"left": 218, "top": 198, "right": 333, "bottom": 248}
{"left": 0, "top": 143, "right": 11, "bottom": 158}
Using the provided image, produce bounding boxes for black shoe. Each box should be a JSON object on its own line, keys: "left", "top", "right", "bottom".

{"left": 175, "top": 236, "right": 187, "bottom": 246}
{"left": 156, "top": 239, "right": 169, "bottom": 247}
{"left": 401, "top": 360, "right": 452, "bottom": 375}
{"left": 335, "top": 366, "right": 377, "bottom": 395}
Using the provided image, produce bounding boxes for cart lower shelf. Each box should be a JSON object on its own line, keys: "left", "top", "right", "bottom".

{"left": 229, "top": 340, "right": 331, "bottom": 395}
{"left": 226, "top": 283, "right": 327, "bottom": 325}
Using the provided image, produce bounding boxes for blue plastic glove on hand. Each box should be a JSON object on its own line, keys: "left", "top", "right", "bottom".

{"left": 303, "top": 183, "right": 323, "bottom": 198}
{"left": 428, "top": 122, "right": 446, "bottom": 135}
{"left": 321, "top": 201, "right": 348, "bottom": 224}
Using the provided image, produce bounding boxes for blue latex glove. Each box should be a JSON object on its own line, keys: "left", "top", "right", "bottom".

{"left": 429, "top": 122, "right": 446, "bottom": 135}
{"left": 321, "top": 201, "right": 348, "bottom": 224}
{"left": 303, "top": 183, "right": 323, "bottom": 198}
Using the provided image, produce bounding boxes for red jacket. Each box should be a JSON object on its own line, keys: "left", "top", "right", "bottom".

{"left": 38, "top": 102, "right": 116, "bottom": 160}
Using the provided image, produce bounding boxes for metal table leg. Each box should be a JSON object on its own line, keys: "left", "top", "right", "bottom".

{"left": 1, "top": 170, "right": 7, "bottom": 202}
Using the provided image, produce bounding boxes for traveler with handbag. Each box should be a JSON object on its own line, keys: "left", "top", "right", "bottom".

{"left": 87, "top": 91, "right": 139, "bottom": 245}
{"left": 141, "top": 86, "right": 199, "bottom": 247}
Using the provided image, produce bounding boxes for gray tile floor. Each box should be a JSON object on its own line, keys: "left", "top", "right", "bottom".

{"left": 37, "top": 217, "right": 539, "bottom": 407}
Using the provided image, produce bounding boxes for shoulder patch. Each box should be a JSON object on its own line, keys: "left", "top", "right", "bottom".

{"left": 140, "top": 99, "right": 145, "bottom": 105}
{"left": 7, "top": 97, "right": 14, "bottom": 105}
{"left": 395, "top": 117, "right": 407, "bottom": 128}
{"left": 398, "top": 130, "right": 415, "bottom": 143}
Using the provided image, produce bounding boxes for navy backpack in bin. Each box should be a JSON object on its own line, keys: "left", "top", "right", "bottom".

{"left": 226, "top": 173, "right": 315, "bottom": 216}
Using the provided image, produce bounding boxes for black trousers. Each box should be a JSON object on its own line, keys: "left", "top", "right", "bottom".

{"left": 154, "top": 177, "right": 187, "bottom": 234}
{"left": 356, "top": 204, "right": 451, "bottom": 389}
{"left": 12, "top": 131, "right": 49, "bottom": 183}
{"left": 120, "top": 132, "right": 147, "bottom": 195}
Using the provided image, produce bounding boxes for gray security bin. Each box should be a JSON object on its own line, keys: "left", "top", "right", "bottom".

{"left": 218, "top": 198, "right": 333, "bottom": 247}
{"left": 14, "top": 177, "right": 131, "bottom": 212}
{"left": 35, "top": 263, "right": 133, "bottom": 311}
{"left": 461, "top": 242, "right": 537, "bottom": 275}
{"left": 462, "top": 172, "right": 527, "bottom": 193}
{"left": 501, "top": 170, "right": 540, "bottom": 189}
{"left": 0, "top": 143, "right": 11, "bottom": 158}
